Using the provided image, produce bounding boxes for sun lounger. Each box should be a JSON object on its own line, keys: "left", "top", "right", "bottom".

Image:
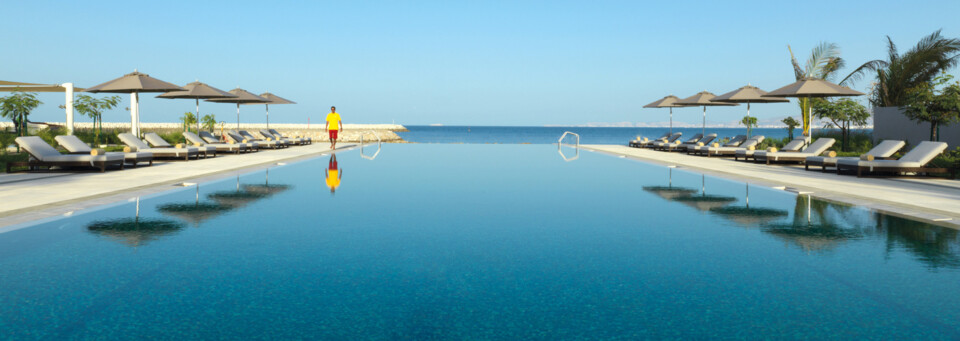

{"left": 692, "top": 136, "right": 764, "bottom": 157}
{"left": 648, "top": 132, "right": 683, "bottom": 149}
{"left": 736, "top": 138, "right": 805, "bottom": 161}
{"left": 227, "top": 131, "right": 281, "bottom": 149}
{"left": 667, "top": 133, "right": 717, "bottom": 152}
{"left": 754, "top": 138, "right": 836, "bottom": 164}
{"left": 630, "top": 132, "right": 670, "bottom": 148}
{"left": 12, "top": 136, "right": 124, "bottom": 172}
{"left": 237, "top": 130, "right": 285, "bottom": 149}
{"left": 689, "top": 135, "right": 746, "bottom": 155}
{"left": 655, "top": 133, "right": 700, "bottom": 151}
{"left": 118, "top": 133, "right": 199, "bottom": 160}
{"left": 805, "top": 140, "right": 905, "bottom": 171}
{"left": 144, "top": 132, "right": 215, "bottom": 158}
{"left": 269, "top": 129, "right": 311, "bottom": 144}
{"left": 184, "top": 132, "right": 252, "bottom": 154}
{"left": 55, "top": 135, "right": 153, "bottom": 167}
{"left": 239, "top": 130, "right": 285, "bottom": 146}
{"left": 836, "top": 141, "right": 949, "bottom": 177}
{"left": 258, "top": 129, "right": 294, "bottom": 146}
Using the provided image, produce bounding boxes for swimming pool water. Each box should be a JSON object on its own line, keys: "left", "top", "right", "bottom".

{"left": 1, "top": 144, "right": 959, "bottom": 339}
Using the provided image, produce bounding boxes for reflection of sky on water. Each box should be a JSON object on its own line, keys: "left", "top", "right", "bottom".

{"left": 2, "top": 145, "right": 960, "bottom": 339}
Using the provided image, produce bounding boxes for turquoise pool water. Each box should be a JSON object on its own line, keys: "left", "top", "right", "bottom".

{"left": 2, "top": 144, "right": 959, "bottom": 339}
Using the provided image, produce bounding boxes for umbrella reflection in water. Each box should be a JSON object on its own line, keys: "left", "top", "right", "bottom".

{"left": 642, "top": 167, "right": 697, "bottom": 200}
{"left": 87, "top": 197, "right": 185, "bottom": 247}
{"left": 761, "top": 195, "right": 864, "bottom": 252}
{"left": 671, "top": 175, "right": 737, "bottom": 211}
{"left": 709, "top": 183, "right": 788, "bottom": 228}
{"left": 157, "top": 184, "right": 234, "bottom": 226}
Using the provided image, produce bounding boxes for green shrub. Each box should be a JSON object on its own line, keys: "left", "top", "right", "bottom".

{"left": 813, "top": 130, "right": 873, "bottom": 153}
{"left": 0, "top": 153, "right": 28, "bottom": 173}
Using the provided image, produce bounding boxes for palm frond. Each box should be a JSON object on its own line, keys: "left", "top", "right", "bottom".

{"left": 805, "top": 42, "right": 841, "bottom": 79}
{"left": 788, "top": 45, "right": 805, "bottom": 81}
{"left": 839, "top": 59, "right": 887, "bottom": 86}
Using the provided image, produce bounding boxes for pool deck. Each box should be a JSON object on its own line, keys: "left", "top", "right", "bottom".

{"left": 581, "top": 144, "right": 960, "bottom": 227}
{"left": 0, "top": 143, "right": 358, "bottom": 228}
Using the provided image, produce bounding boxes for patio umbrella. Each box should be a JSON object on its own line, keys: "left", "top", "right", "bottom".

{"left": 643, "top": 95, "right": 692, "bottom": 135}
{"left": 206, "top": 88, "right": 268, "bottom": 129}
{"left": 762, "top": 78, "right": 864, "bottom": 141}
{"left": 157, "top": 81, "right": 237, "bottom": 133}
{"left": 84, "top": 70, "right": 184, "bottom": 137}
{"left": 676, "top": 91, "right": 738, "bottom": 137}
{"left": 242, "top": 92, "right": 296, "bottom": 129}
{"left": 710, "top": 85, "right": 789, "bottom": 138}
{"left": 709, "top": 183, "right": 788, "bottom": 228}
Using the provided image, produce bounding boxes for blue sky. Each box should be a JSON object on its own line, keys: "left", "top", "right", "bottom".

{"left": 3, "top": 0, "right": 959, "bottom": 126}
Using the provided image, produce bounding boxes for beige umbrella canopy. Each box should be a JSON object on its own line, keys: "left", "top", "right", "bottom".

{"left": 157, "top": 81, "right": 237, "bottom": 132}
{"left": 206, "top": 88, "right": 268, "bottom": 129}
{"left": 85, "top": 70, "right": 185, "bottom": 136}
{"left": 762, "top": 78, "right": 865, "bottom": 140}
{"left": 242, "top": 92, "right": 296, "bottom": 128}
{"left": 643, "top": 95, "right": 692, "bottom": 135}
{"left": 676, "top": 91, "right": 738, "bottom": 137}
{"left": 0, "top": 80, "right": 86, "bottom": 92}
{"left": 711, "top": 85, "right": 789, "bottom": 137}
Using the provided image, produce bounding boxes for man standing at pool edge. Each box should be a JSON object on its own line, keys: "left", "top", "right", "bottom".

{"left": 325, "top": 106, "right": 343, "bottom": 149}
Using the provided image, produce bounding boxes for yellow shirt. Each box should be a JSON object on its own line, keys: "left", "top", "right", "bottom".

{"left": 326, "top": 169, "right": 340, "bottom": 189}
{"left": 326, "top": 112, "right": 342, "bottom": 130}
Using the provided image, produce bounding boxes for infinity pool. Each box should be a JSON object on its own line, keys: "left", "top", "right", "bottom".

{"left": 2, "top": 144, "right": 959, "bottom": 339}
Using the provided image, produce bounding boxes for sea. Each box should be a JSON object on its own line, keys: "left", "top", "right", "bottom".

{"left": 396, "top": 126, "right": 832, "bottom": 144}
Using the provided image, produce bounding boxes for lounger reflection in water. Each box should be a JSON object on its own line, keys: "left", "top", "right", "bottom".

{"left": 13, "top": 136, "right": 124, "bottom": 172}
{"left": 55, "top": 135, "right": 153, "bottom": 167}
{"left": 118, "top": 133, "right": 200, "bottom": 160}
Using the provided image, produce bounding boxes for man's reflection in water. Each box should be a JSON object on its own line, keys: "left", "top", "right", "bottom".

{"left": 326, "top": 153, "right": 342, "bottom": 194}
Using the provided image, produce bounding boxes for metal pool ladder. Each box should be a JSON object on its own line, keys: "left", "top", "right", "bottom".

{"left": 359, "top": 130, "right": 382, "bottom": 160}
{"left": 557, "top": 131, "right": 580, "bottom": 161}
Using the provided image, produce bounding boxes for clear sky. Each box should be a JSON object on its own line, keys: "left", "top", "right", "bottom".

{"left": 3, "top": 0, "right": 959, "bottom": 126}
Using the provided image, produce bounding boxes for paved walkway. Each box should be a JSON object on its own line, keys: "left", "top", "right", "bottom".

{"left": 581, "top": 144, "right": 960, "bottom": 226}
{"left": 0, "top": 143, "right": 356, "bottom": 227}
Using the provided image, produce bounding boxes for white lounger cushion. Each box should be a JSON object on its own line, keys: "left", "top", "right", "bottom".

{"left": 55, "top": 135, "right": 152, "bottom": 162}
{"left": 836, "top": 141, "right": 948, "bottom": 170}
{"left": 755, "top": 138, "right": 835, "bottom": 160}
{"left": 806, "top": 140, "right": 906, "bottom": 166}
{"left": 16, "top": 136, "right": 122, "bottom": 163}
{"left": 698, "top": 136, "right": 764, "bottom": 153}
{"left": 119, "top": 133, "right": 198, "bottom": 156}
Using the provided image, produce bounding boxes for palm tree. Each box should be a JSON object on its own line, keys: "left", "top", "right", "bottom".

{"left": 840, "top": 29, "right": 960, "bottom": 107}
{"left": 789, "top": 42, "right": 844, "bottom": 136}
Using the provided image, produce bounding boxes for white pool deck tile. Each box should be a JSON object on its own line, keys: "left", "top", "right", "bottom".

{"left": 580, "top": 144, "right": 960, "bottom": 227}
{"left": 0, "top": 143, "right": 355, "bottom": 227}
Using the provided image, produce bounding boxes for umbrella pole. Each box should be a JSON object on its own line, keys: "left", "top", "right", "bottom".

{"left": 669, "top": 107, "right": 673, "bottom": 135}
{"left": 266, "top": 104, "right": 270, "bottom": 129}
{"left": 130, "top": 92, "right": 140, "bottom": 136}
{"left": 746, "top": 102, "right": 751, "bottom": 138}
{"left": 236, "top": 103, "right": 241, "bottom": 130}
{"left": 196, "top": 98, "right": 201, "bottom": 133}
{"left": 807, "top": 98, "right": 813, "bottom": 143}
{"left": 702, "top": 106, "right": 706, "bottom": 137}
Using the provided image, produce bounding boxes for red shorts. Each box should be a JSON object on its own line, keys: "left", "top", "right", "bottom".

{"left": 328, "top": 129, "right": 338, "bottom": 140}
